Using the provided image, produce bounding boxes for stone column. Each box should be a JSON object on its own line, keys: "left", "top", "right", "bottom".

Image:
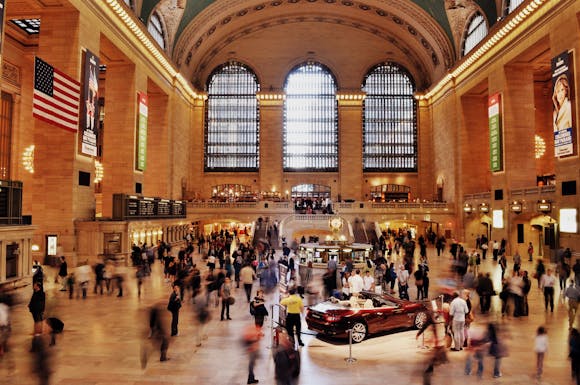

{"left": 337, "top": 92, "right": 365, "bottom": 201}
{"left": 189, "top": 95, "right": 206, "bottom": 198}
{"left": 257, "top": 92, "right": 284, "bottom": 194}
{"left": 32, "top": 9, "right": 89, "bottom": 260}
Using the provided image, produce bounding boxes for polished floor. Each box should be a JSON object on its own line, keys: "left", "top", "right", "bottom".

{"left": 0, "top": 246, "right": 576, "bottom": 385}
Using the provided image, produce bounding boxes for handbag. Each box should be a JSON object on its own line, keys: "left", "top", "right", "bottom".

{"left": 228, "top": 297, "right": 235, "bottom": 305}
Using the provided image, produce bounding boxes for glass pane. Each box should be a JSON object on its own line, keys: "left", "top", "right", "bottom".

{"left": 463, "top": 14, "right": 488, "bottom": 56}
{"left": 283, "top": 63, "right": 338, "bottom": 171}
{"left": 362, "top": 64, "right": 417, "bottom": 172}
{"left": 205, "top": 63, "right": 260, "bottom": 171}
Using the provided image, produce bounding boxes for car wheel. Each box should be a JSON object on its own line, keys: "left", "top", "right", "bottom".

{"left": 350, "top": 322, "right": 367, "bottom": 343}
{"left": 414, "top": 311, "right": 429, "bottom": 329}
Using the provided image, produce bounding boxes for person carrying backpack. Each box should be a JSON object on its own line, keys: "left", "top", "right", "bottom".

{"left": 251, "top": 289, "right": 269, "bottom": 334}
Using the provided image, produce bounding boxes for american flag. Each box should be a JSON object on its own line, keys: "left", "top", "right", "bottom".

{"left": 33, "top": 57, "right": 81, "bottom": 132}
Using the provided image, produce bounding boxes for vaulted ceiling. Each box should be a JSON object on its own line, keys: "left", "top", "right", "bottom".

{"left": 140, "top": 0, "right": 498, "bottom": 91}
{"left": 3, "top": 0, "right": 501, "bottom": 92}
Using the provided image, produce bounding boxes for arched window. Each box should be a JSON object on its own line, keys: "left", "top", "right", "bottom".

{"left": 362, "top": 63, "right": 417, "bottom": 172}
{"left": 283, "top": 62, "right": 338, "bottom": 171}
{"left": 205, "top": 62, "right": 260, "bottom": 171}
{"left": 147, "top": 12, "right": 165, "bottom": 50}
{"left": 505, "top": 0, "right": 525, "bottom": 15}
{"left": 462, "top": 12, "right": 488, "bottom": 56}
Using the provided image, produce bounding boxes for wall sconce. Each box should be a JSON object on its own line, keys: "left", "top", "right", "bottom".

{"left": 510, "top": 200, "right": 522, "bottom": 214}
{"left": 463, "top": 203, "right": 473, "bottom": 214}
{"left": 94, "top": 160, "right": 104, "bottom": 183}
{"left": 31, "top": 244, "right": 40, "bottom": 252}
{"left": 537, "top": 199, "right": 551, "bottom": 213}
{"left": 479, "top": 203, "right": 490, "bottom": 213}
{"left": 22, "top": 145, "right": 35, "bottom": 173}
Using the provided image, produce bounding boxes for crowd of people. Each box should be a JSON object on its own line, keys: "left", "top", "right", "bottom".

{"left": 1, "top": 227, "right": 579, "bottom": 385}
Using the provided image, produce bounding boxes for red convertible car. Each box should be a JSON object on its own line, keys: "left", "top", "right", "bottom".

{"left": 305, "top": 291, "right": 430, "bottom": 343}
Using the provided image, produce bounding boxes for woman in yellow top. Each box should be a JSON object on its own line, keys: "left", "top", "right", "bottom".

{"left": 280, "top": 288, "right": 305, "bottom": 347}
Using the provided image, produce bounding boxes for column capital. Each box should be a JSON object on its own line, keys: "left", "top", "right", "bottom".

{"left": 336, "top": 91, "right": 366, "bottom": 107}
{"left": 257, "top": 91, "right": 285, "bottom": 107}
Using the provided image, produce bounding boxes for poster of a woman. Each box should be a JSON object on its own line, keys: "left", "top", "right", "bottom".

{"left": 553, "top": 74, "right": 572, "bottom": 132}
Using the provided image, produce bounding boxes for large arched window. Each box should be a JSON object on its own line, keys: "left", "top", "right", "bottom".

{"left": 205, "top": 62, "right": 260, "bottom": 171}
{"left": 147, "top": 12, "right": 165, "bottom": 50}
{"left": 504, "top": 0, "right": 525, "bottom": 15}
{"left": 283, "top": 62, "right": 338, "bottom": 171}
{"left": 462, "top": 12, "right": 488, "bottom": 56}
{"left": 362, "top": 63, "right": 417, "bottom": 172}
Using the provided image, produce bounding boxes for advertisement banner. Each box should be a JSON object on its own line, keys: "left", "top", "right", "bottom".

{"left": 81, "top": 49, "right": 99, "bottom": 156}
{"left": 0, "top": 0, "right": 5, "bottom": 63}
{"left": 136, "top": 92, "right": 148, "bottom": 171}
{"left": 551, "top": 51, "right": 576, "bottom": 157}
{"left": 488, "top": 93, "right": 503, "bottom": 172}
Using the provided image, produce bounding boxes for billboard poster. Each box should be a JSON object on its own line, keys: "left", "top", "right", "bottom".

{"left": 551, "top": 51, "right": 576, "bottom": 157}
{"left": 488, "top": 93, "right": 503, "bottom": 172}
{"left": 81, "top": 49, "right": 99, "bottom": 156}
{"left": 136, "top": 92, "right": 148, "bottom": 171}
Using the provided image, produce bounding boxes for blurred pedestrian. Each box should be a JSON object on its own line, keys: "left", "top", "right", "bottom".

{"left": 243, "top": 324, "right": 262, "bottom": 384}
{"left": 143, "top": 303, "right": 169, "bottom": 366}
{"left": 31, "top": 333, "right": 52, "bottom": 385}
{"left": 220, "top": 277, "right": 233, "bottom": 321}
{"left": 534, "top": 326, "right": 548, "bottom": 379}
{"left": 57, "top": 256, "right": 68, "bottom": 291}
{"left": 566, "top": 280, "right": 580, "bottom": 329}
{"left": 0, "top": 300, "right": 10, "bottom": 356}
{"left": 274, "top": 332, "right": 300, "bottom": 385}
{"left": 449, "top": 290, "right": 469, "bottom": 351}
{"left": 251, "top": 289, "right": 268, "bottom": 333}
{"left": 241, "top": 263, "right": 256, "bottom": 303}
{"left": 488, "top": 323, "right": 507, "bottom": 378}
{"left": 569, "top": 328, "right": 580, "bottom": 384}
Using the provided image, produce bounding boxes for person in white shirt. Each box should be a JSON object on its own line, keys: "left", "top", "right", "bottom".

{"left": 348, "top": 269, "right": 364, "bottom": 297}
{"left": 363, "top": 271, "right": 375, "bottom": 292}
{"left": 449, "top": 290, "right": 470, "bottom": 351}
{"left": 397, "top": 265, "right": 410, "bottom": 300}
{"left": 540, "top": 269, "right": 557, "bottom": 312}
{"left": 534, "top": 326, "right": 549, "bottom": 378}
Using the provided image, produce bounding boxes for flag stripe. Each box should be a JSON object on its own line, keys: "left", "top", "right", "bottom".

{"left": 32, "top": 57, "right": 80, "bottom": 132}
{"left": 33, "top": 91, "right": 78, "bottom": 119}
{"left": 33, "top": 92, "right": 79, "bottom": 124}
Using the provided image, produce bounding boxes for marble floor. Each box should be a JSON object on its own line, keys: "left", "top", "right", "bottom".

{"left": 0, "top": 247, "right": 576, "bottom": 385}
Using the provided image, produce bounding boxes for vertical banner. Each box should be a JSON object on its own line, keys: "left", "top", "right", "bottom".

{"left": 489, "top": 93, "right": 503, "bottom": 172}
{"left": 0, "top": 0, "right": 5, "bottom": 69}
{"left": 551, "top": 51, "right": 576, "bottom": 157}
{"left": 136, "top": 92, "right": 148, "bottom": 171}
{"left": 81, "top": 49, "right": 100, "bottom": 156}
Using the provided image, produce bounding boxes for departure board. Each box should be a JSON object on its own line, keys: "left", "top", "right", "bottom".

{"left": 113, "top": 194, "right": 187, "bottom": 220}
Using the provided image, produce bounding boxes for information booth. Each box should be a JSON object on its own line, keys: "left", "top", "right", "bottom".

{"left": 297, "top": 243, "right": 373, "bottom": 269}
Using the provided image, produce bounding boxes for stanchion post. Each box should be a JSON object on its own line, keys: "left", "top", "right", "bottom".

{"left": 344, "top": 329, "right": 357, "bottom": 364}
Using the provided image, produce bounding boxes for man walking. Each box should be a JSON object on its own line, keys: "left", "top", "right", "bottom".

{"left": 449, "top": 290, "right": 469, "bottom": 351}
{"left": 240, "top": 263, "right": 256, "bottom": 303}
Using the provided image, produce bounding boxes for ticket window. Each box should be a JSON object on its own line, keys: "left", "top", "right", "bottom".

{"left": 5, "top": 243, "right": 19, "bottom": 279}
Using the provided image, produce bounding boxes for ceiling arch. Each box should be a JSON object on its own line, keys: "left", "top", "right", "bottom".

{"left": 169, "top": 0, "right": 456, "bottom": 91}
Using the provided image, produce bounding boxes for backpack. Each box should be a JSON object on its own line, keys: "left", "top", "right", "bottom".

{"left": 249, "top": 301, "right": 255, "bottom": 316}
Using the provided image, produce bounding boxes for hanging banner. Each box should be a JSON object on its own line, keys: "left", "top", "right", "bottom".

{"left": 81, "top": 49, "right": 99, "bottom": 156}
{"left": 136, "top": 92, "right": 148, "bottom": 171}
{"left": 0, "top": 0, "right": 5, "bottom": 68}
{"left": 551, "top": 51, "right": 576, "bottom": 157}
{"left": 488, "top": 93, "right": 503, "bottom": 172}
